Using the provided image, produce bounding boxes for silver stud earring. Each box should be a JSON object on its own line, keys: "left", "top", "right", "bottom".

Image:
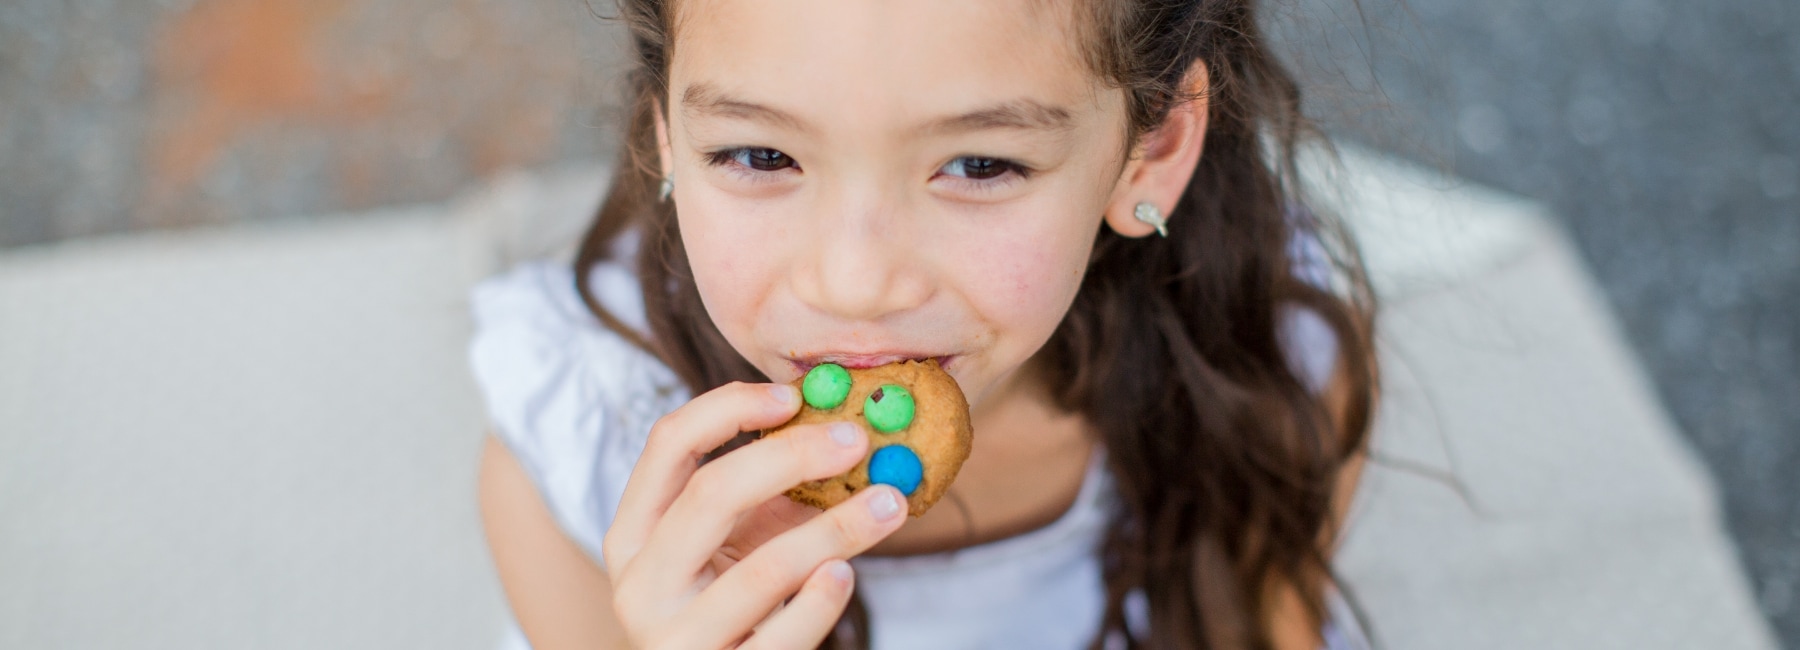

{"left": 1133, "top": 201, "right": 1168, "bottom": 237}
{"left": 658, "top": 174, "right": 674, "bottom": 202}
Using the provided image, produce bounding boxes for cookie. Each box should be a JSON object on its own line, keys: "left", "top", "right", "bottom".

{"left": 761, "top": 359, "right": 972, "bottom": 517}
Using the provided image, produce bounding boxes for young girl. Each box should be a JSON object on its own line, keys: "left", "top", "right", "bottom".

{"left": 470, "top": 0, "right": 1377, "bottom": 647}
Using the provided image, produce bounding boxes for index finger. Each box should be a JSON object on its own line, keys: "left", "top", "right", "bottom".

{"left": 604, "top": 381, "right": 801, "bottom": 573}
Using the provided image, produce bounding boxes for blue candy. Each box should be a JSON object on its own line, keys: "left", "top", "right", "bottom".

{"left": 867, "top": 445, "right": 923, "bottom": 496}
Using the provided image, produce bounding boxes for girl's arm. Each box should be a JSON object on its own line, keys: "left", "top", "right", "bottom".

{"left": 479, "top": 435, "right": 632, "bottom": 649}
{"left": 1270, "top": 346, "right": 1372, "bottom": 650}
{"left": 1325, "top": 356, "right": 1371, "bottom": 550}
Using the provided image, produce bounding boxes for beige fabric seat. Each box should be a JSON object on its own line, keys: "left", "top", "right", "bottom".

{"left": 0, "top": 151, "right": 1775, "bottom": 649}
{"left": 1313, "top": 149, "right": 1776, "bottom": 649}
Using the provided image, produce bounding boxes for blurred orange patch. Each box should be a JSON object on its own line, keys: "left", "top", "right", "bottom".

{"left": 147, "top": 0, "right": 390, "bottom": 210}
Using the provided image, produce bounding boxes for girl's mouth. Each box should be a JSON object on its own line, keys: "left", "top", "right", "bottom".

{"left": 789, "top": 353, "right": 956, "bottom": 373}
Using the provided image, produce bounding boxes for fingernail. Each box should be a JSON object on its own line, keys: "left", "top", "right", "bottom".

{"left": 769, "top": 384, "right": 798, "bottom": 407}
{"left": 829, "top": 422, "right": 859, "bottom": 448}
{"left": 868, "top": 487, "right": 902, "bottom": 521}
{"left": 826, "top": 560, "right": 853, "bottom": 586}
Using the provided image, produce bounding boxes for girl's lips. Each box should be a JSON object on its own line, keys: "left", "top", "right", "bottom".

{"left": 790, "top": 354, "right": 955, "bottom": 372}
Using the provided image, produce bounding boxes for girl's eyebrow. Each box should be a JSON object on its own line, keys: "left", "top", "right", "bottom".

{"left": 680, "top": 82, "right": 1077, "bottom": 136}
{"left": 929, "top": 100, "right": 1075, "bottom": 135}
{"left": 682, "top": 83, "right": 805, "bottom": 131}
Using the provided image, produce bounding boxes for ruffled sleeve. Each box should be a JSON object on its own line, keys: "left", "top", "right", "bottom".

{"left": 467, "top": 260, "right": 690, "bottom": 566}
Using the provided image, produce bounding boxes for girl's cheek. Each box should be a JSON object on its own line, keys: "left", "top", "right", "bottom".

{"left": 681, "top": 198, "right": 787, "bottom": 329}
{"left": 955, "top": 224, "right": 1086, "bottom": 332}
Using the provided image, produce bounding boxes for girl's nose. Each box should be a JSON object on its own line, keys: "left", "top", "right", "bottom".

{"left": 793, "top": 194, "right": 932, "bottom": 322}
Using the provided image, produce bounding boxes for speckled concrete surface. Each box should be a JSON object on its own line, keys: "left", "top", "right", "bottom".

{"left": 1273, "top": 0, "right": 1800, "bottom": 644}
{"left": 0, "top": 0, "right": 628, "bottom": 246}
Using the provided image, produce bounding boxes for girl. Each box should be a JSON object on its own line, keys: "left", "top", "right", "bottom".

{"left": 471, "top": 0, "right": 1376, "bottom": 648}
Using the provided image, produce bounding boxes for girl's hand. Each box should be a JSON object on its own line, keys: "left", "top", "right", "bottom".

{"left": 602, "top": 381, "right": 908, "bottom": 649}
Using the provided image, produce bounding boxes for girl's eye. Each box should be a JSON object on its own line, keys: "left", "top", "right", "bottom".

{"left": 939, "top": 156, "right": 1024, "bottom": 181}
{"left": 707, "top": 147, "right": 798, "bottom": 172}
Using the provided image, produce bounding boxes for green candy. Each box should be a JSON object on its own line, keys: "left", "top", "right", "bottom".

{"left": 863, "top": 384, "right": 915, "bottom": 433}
{"left": 802, "top": 363, "right": 853, "bottom": 410}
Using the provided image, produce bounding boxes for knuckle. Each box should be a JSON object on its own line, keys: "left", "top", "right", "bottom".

{"left": 809, "top": 562, "right": 851, "bottom": 596}
{"left": 600, "top": 535, "right": 618, "bottom": 569}
{"left": 685, "top": 463, "right": 734, "bottom": 505}
{"left": 778, "top": 429, "right": 819, "bottom": 467}
{"left": 735, "top": 632, "right": 770, "bottom": 650}
{"left": 609, "top": 597, "right": 659, "bottom": 648}
{"left": 827, "top": 507, "right": 867, "bottom": 549}
{"left": 771, "top": 433, "right": 832, "bottom": 483}
{"left": 608, "top": 571, "right": 644, "bottom": 621}
{"left": 608, "top": 589, "right": 635, "bottom": 624}
{"left": 644, "top": 417, "right": 681, "bottom": 454}
{"left": 737, "top": 555, "right": 796, "bottom": 592}
{"left": 600, "top": 535, "right": 629, "bottom": 576}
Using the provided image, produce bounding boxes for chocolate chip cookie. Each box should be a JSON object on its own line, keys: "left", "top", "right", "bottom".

{"left": 761, "top": 359, "right": 972, "bottom": 517}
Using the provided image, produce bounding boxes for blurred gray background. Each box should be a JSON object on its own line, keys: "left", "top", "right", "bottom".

{"left": 1271, "top": 0, "right": 1799, "bottom": 643}
{"left": 1, "top": 0, "right": 1794, "bottom": 646}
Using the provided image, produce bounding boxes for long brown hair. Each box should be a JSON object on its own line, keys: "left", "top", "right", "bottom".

{"left": 573, "top": 0, "right": 1378, "bottom": 648}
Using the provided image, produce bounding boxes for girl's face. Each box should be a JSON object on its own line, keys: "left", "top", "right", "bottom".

{"left": 661, "top": 0, "right": 1149, "bottom": 407}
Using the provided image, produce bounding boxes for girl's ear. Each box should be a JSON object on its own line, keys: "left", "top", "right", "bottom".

{"left": 1103, "top": 61, "right": 1210, "bottom": 238}
{"left": 653, "top": 97, "right": 675, "bottom": 181}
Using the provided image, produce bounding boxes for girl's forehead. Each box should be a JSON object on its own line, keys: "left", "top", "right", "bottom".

{"left": 670, "top": 0, "right": 1111, "bottom": 133}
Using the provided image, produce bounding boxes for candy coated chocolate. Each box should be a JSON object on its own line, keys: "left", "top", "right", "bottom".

{"left": 869, "top": 445, "right": 924, "bottom": 496}
{"left": 802, "top": 363, "right": 853, "bottom": 410}
{"left": 863, "top": 384, "right": 915, "bottom": 433}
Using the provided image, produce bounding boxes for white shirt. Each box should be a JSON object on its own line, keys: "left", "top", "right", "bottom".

{"left": 468, "top": 255, "right": 1368, "bottom": 650}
